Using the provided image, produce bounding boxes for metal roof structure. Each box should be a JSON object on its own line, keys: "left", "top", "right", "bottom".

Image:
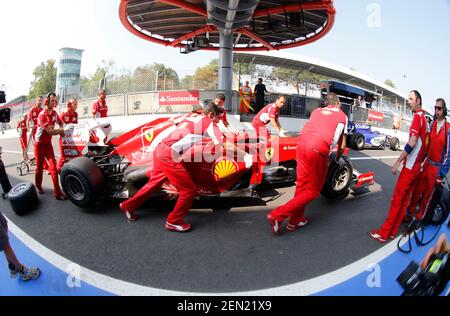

{"left": 119, "top": 0, "right": 336, "bottom": 52}
{"left": 234, "top": 51, "right": 407, "bottom": 102}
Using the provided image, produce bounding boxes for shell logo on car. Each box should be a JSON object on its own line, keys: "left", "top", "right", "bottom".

{"left": 213, "top": 160, "right": 238, "bottom": 180}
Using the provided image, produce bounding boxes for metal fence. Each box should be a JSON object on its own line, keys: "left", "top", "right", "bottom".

{"left": 2, "top": 89, "right": 412, "bottom": 135}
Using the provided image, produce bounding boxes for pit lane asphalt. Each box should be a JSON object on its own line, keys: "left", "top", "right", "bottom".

{"left": 0, "top": 136, "right": 404, "bottom": 293}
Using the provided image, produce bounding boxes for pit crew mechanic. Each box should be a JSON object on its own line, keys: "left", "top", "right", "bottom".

{"left": 370, "top": 90, "right": 428, "bottom": 243}
{"left": 214, "top": 93, "right": 240, "bottom": 136}
{"left": 267, "top": 92, "right": 348, "bottom": 235}
{"left": 92, "top": 89, "right": 108, "bottom": 118}
{"left": 16, "top": 113, "right": 29, "bottom": 161}
{"left": 252, "top": 95, "right": 288, "bottom": 142}
{"left": 57, "top": 97, "right": 79, "bottom": 173}
{"left": 406, "top": 98, "right": 450, "bottom": 222}
{"left": 119, "top": 103, "right": 227, "bottom": 232}
{"left": 27, "top": 96, "right": 43, "bottom": 141}
{"left": 34, "top": 92, "right": 73, "bottom": 199}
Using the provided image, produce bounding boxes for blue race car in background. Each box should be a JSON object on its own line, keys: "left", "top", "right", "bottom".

{"left": 347, "top": 122, "right": 400, "bottom": 151}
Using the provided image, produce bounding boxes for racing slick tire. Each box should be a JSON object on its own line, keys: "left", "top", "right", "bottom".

{"left": 321, "top": 156, "right": 353, "bottom": 199}
{"left": 8, "top": 182, "right": 39, "bottom": 216}
{"left": 61, "top": 157, "right": 104, "bottom": 208}
{"left": 351, "top": 133, "right": 365, "bottom": 151}
{"left": 389, "top": 137, "right": 400, "bottom": 151}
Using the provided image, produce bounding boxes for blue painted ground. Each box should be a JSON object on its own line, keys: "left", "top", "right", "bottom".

{"left": 0, "top": 233, "right": 112, "bottom": 296}
{"left": 317, "top": 224, "right": 450, "bottom": 296}
{"left": 0, "top": 223, "right": 449, "bottom": 296}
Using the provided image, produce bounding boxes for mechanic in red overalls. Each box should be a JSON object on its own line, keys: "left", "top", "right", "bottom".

{"left": 34, "top": 92, "right": 73, "bottom": 199}
{"left": 252, "top": 96, "right": 288, "bottom": 142}
{"left": 92, "top": 90, "right": 108, "bottom": 118}
{"left": 119, "top": 104, "right": 225, "bottom": 232}
{"left": 57, "top": 98, "right": 79, "bottom": 173}
{"left": 267, "top": 93, "right": 348, "bottom": 235}
{"left": 214, "top": 93, "right": 239, "bottom": 135}
{"left": 370, "top": 91, "right": 428, "bottom": 243}
{"left": 16, "top": 113, "right": 29, "bottom": 161}
{"left": 406, "top": 98, "right": 450, "bottom": 221}
{"left": 28, "top": 96, "right": 49, "bottom": 171}
{"left": 27, "top": 96, "right": 43, "bottom": 142}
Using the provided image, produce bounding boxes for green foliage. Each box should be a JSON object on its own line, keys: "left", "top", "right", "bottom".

{"left": 272, "top": 67, "right": 325, "bottom": 94}
{"left": 28, "top": 59, "right": 57, "bottom": 99}
{"left": 181, "top": 59, "right": 218, "bottom": 90}
{"left": 384, "top": 79, "right": 396, "bottom": 89}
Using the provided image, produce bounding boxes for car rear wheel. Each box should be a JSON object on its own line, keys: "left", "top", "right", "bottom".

{"left": 351, "top": 133, "right": 365, "bottom": 151}
{"left": 321, "top": 156, "right": 353, "bottom": 199}
{"left": 61, "top": 157, "right": 104, "bottom": 208}
{"left": 390, "top": 137, "right": 400, "bottom": 151}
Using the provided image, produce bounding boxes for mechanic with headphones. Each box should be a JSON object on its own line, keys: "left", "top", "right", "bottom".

{"left": 34, "top": 92, "right": 73, "bottom": 199}
{"left": 370, "top": 90, "right": 428, "bottom": 243}
{"left": 405, "top": 98, "right": 450, "bottom": 222}
{"left": 57, "top": 97, "right": 79, "bottom": 173}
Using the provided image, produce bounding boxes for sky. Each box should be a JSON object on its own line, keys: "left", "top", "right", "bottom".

{"left": 0, "top": 0, "right": 449, "bottom": 113}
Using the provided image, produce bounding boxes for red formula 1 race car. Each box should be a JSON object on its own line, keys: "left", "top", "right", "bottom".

{"left": 59, "top": 117, "right": 374, "bottom": 208}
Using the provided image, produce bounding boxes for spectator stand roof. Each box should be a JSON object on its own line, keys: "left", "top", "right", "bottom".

{"left": 234, "top": 51, "right": 408, "bottom": 104}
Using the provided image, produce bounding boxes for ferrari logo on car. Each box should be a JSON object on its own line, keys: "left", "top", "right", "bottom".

{"left": 144, "top": 129, "right": 154, "bottom": 143}
{"left": 213, "top": 160, "right": 238, "bottom": 180}
{"left": 266, "top": 148, "right": 274, "bottom": 161}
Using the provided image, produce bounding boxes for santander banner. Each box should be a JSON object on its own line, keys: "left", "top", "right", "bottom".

{"left": 159, "top": 91, "right": 200, "bottom": 106}
{"left": 368, "top": 110, "right": 384, "bottom": 122}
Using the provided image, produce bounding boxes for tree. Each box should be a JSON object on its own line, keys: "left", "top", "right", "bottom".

{"left": 384, "top": 79, "right": 396, "bottom": 89}
{"left": 190, "top": 59, "right": 218, "bottom": 90}
{"left": 152, "top": 63, "right": 180, "bottom": 90}
{"left": 28, "top": 59, "right": 57, "bottom": 99}
{"left": 272, "top": 67, "right": 325, "bottom": 95}
{"left": 234, "top": 62, "right": 256, "bottom": 76}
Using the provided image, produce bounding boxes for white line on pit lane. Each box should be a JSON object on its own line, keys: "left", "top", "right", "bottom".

{"left": 2, "top": 150, "right": 61, "bottom": 158}
{"left": 350, "top": 156, "right": 399, "bottom": 161}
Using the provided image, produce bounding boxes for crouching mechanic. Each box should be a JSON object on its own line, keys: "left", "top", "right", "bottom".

{"left": 406, "top": 98, "right": 450, "bottom": 222}
{"left": 267, "top": 92, "right": 348, "bottom": 235}
{"left": 1, "top": 210, "right": 40, "bottom": 281}
{"left": 35, "top": 93, "right": 74, "bottom": 199}
{"left": 370, "top": 90, "right": 427, "bottom": 243}
{"left": 57, "top": 98, "right": 79, "bottom": 173}
{"left": 119, "top": 103, "right": 226, "bottom": 232}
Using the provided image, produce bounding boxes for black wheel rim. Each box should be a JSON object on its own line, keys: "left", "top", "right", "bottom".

{"left": 332, "top": 167, "right": 350, "bottom": 192}
{"left": 12, "top": 183, "right": 27, "bottom": 194}
{"left": 65, "top": 175, "right": 86, "bottom": 201}
{"left": 432, "top": 203, "right": 444, "bottom": 223}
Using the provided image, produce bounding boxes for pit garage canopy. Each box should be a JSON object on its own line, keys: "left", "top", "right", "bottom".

{"left": 119, "top": 0, "right": 336, "bottom": 51}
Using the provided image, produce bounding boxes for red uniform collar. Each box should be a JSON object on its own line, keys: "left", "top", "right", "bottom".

{"left": 43, "top": 108, "right": 55, "bottom": 116}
